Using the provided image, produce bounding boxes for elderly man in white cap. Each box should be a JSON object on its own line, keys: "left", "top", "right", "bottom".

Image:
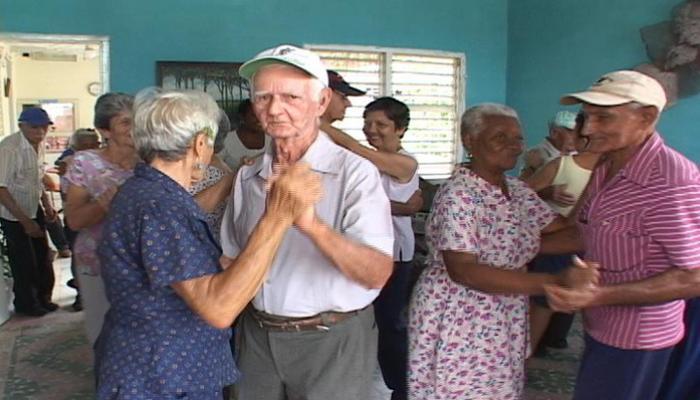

{"left": 220, "top": 44, "right": 394, "bottom": 400}
{"left": 520, "top": 110, "right": 578, "bottom": 178}
{"left": 521, "top": 110, "right": 580, "bottom": 208}
{"left": 540, "top": 70, "right": 700, "bottom": 400}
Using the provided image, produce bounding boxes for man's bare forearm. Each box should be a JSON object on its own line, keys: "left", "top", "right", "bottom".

{"left": 304, "top": 219, "right": 392, "bottom": 289}
{"left": 594, "top": 268, "right": 700, "bottom": 307}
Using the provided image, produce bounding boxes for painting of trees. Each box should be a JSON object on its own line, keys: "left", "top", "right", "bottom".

{"left": 156, "top": 61, "right": 250, "bottom": 122}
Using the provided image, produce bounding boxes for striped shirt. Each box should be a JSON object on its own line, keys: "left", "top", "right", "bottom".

{"left": 578, "top": 132, "right": 700, "bottom": 350}
{"left": 0, "top": 132, "right": 45, "bottom": 221}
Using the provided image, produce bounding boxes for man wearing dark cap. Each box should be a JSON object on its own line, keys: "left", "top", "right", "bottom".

{"left": 321, "top": 69, "right": 366, "bottom": 125}
{"left": 0, "top": 108, "right": 58, "bottom": 316}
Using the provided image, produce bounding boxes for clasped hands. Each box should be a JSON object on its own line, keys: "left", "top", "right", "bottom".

{"left": 265, "top": 162, "right": 322, "bottom": 231}
{"left": 545, "top": 256, "right": 601, "bottom": 313}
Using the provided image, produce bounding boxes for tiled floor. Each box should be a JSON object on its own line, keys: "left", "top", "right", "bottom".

{"left": 1, "top": 257, "right": 580, "bottom": 399}
{"left": 0, "top": 256, "right": 92, "bottom": 399}
{"left": 0, "top": 257, "right": 394, "bottom": 400}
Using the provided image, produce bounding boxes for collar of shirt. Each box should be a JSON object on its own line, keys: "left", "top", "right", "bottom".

{"left": 17, "top": 131, "right": 32, "bottom": 150}
{"left": 456, "top": 165, "right": 520, "bottom": 199}
{"left": 618, "top": 132, "right": 663, "bottom": 187}
{"left": 241, "top": 131, "right": 341, "bottom": 182}
{"left": 134, "top": 163, "right": 207, "bottom": 220}
{"left": 596, "top": 132, "right": 663, "bottom": 188}
{"left": 16, "top": 130, "right": 47, "bottom": 172}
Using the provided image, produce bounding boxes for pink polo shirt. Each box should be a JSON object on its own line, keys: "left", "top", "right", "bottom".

{"left": 578, "top": 133, "right": 700, "bottom": 350}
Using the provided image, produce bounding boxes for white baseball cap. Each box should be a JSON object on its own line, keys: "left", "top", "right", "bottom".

{"left": 239, "top": 44, "right": 329, "bottom": 86}
{"left": 552, "top": 110, "right": 577, "bottom": 130}
{"left": 560, "top": 70, "right": 667, "bottom": 111}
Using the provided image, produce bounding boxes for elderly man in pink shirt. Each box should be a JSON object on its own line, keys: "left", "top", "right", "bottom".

{"left": 540, "top": 70, "right": 700, "bottom": 400}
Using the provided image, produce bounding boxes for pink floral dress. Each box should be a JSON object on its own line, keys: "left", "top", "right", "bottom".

{"left": 64, "top": 150, "right": 134, "bottom": 276}
{"left": 408, "top": 166, "right": 555, "bottom": 400}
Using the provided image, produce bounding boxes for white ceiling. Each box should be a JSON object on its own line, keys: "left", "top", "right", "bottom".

{"left": 8, "top": 42, "right": 100, "bottom": 59}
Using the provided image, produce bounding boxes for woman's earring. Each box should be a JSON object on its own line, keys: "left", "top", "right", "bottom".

{"left": 194, "top": 157, "right": 206, "bottom": 171}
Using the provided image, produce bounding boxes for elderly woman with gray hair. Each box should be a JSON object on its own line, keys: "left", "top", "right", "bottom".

{"left": 94, "top": 88, "right": 321, "bottom": 399}
{"left": 408, "top": 104, "right": 598, "bottom": 399}
{"left": 64, "top": 92, "right": 138, "bottom": 344}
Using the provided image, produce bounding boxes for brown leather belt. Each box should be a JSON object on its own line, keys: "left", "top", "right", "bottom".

{"left": 250, "top": 306, "right": 369, "bottom": 332}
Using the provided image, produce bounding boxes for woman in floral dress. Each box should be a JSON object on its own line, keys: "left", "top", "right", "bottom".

{"left": 64, "top": 93, "right": 138, "bottom": 345}
{"left": 408, "top": 104, "right": 598, "bottom": 399}
{"left": 188, "top": 110, "right": 236, "bottom": 245}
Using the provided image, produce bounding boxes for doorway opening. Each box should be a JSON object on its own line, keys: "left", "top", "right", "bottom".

{"left": 0, "top": 33, "right": 109, "bottom": 155}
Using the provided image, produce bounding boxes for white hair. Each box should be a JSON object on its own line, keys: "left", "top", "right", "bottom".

{"left": 133, "top": 87, "right": 220, "bottom": 163}
{"left": 460, "top": 103, "right": 519, "bottom": 138}
{"left": 627, "top": 101, "right": 661, "bottom": 125}
{"left": 249, "top": 64, "right": 326, "bottom": 102}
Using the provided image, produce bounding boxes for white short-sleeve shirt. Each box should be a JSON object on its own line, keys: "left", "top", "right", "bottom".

{"left": 0, "top": 132, "right": 45, "bottom": 221}
{"left": 220, "top": 131, "right": 394, "bottom": 317}
{"left": 217, "top": 130, "right": 269, "bottom": 170}
{"left": 381, "top": 149, "right": 419, "bottom": 262}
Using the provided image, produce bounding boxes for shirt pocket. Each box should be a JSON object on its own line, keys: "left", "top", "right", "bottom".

{"left": 591, "top": 211, "right": 648, "bottom": 272}
{"left": 14, "top": 164, "right": 39, "bottom": 190}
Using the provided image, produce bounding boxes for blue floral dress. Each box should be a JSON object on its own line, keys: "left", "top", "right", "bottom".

{"left": 95, "top": 164, "right": 238, "bottom": 399}
{"left": 408, "top": 166, "right": 555, "bottom": 400}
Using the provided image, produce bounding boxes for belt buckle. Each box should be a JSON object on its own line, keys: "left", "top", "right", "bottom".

{"left": 255, "top": 316, "right": 264, "bottom": 329}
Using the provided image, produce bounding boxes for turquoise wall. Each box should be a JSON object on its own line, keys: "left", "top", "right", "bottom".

{"left": 0, "top": 0, "right": 508, "bottom": 105}
{"left": 507, "top": 0, "right": 700, "bottom": 162}
{"left": 8, "top": 1, "right": 693, "bottom": 160}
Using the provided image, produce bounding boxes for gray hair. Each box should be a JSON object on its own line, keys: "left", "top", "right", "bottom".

{"left": 213, "top": 109, "right": 231, "bottom": 154}
{"left": 250, "top": 64, "right": 326, "bottom": 102}
{"left": 133, "top": 87, "right": 220, "bottom": 163}
{"left": 625, "top": 101, "right": 662, "bottom": 125}
{"left": 69, "top": 128, "right": 100, "bottom": 148}
{"left": 94, "top": 93, "right": 134, "bottom": 130}
{"left": 460, "top": 103, "right": 519, "bottom": 138}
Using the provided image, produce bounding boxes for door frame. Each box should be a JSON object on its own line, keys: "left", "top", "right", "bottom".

{"left": 0, "top": 32, "right": 109, "bottom": 135}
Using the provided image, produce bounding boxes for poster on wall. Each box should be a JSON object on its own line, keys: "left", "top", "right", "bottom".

{"left": 156, "top": 61, "right": 249, "bottom": 123}
{"left": 19, "top": 100, "right": 76, "bottom": 152}
{"left": 40, "top": 102, "right": 75, "bottom": 133}
{"left": 20, "top": 100, "right": 76, "bottom": 133}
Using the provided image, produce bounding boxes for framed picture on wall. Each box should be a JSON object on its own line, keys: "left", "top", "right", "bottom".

{"left": 156, "top": 61, "right": 250, "bottom": 123}
{"left": 18, "top": 100, "right": 77, "bottom": 134}
{"left": 44, "top": 135, "right": 70, "bottom": 153}
{"left": 18, "top": 100, "right": 76, "bottom": 153}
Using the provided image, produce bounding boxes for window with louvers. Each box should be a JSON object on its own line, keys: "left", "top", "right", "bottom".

{"left": 307, "top": 45, "right": 466, "bottom": 180}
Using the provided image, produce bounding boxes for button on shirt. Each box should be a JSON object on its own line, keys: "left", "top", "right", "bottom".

{"left": 578, "top": 133, "right": 700, "bottom": 350}
{"left": 0, "top": 132, "right": 45, "bottom": 220}
{"left": 220, "top": 132, "right": 394, "bottom": 317}
{"left": 96, "top": 164, "right": 237, "bottom": 396}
